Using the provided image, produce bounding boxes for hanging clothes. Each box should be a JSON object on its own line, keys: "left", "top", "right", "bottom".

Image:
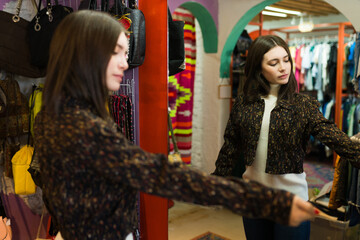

{"left": 294, "top": 44, "right": 304, "bottom": 90}
{"left": 0, "top": 169, "right": 49, "bottom": 240}
{"left": 329, "top": 156, "right": 349, "bottom": 209}
{"left": 289, "top": 39, "right": 355, "bottom": 100}
{"left": 302, "top": 44, "right": 313, "bottom": 90}
{"left": 328, "top": 43, "right": 337, "bottom": 92}
{"left": 109, "top": 94, "right": 134, "bottom": 144}
{"left": 348, "top": 167, "right": 360, "bottom": 226}
{"left": 354, "top": 33, "right": 360, "bottom": 92}
{"left": 330, "top": 97, "right": 360, "bottom": 224}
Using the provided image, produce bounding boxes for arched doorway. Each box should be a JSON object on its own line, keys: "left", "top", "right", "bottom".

{"left": 168, "top": 2, "right": 217, "bottom": 169}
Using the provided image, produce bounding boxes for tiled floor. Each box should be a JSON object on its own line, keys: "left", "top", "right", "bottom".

{"left": 168, "top": 201, "right": 246, "bottom": 240}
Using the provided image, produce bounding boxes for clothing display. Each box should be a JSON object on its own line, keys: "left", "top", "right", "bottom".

{"left": 287, "top": 33, "right": 358, "bottom": 165}
{"left": 289, "top": 40, "right": 355, "bottom": 100}
{"left": 354, "top": 33, "right": 360, "bottom": 92}
{"left": 329, "top": 96, "right": 360, "bottom": 224}
{"left": 110, "top": 94, "right": 134, "bottom": 144}
{"left": 0, "top": 171, "right": 48, "bottom": 240}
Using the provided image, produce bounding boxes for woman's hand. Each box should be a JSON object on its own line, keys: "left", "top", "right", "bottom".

{"left": 350, "top": 132, "right": 360, "bottom": 143}
{"left": 288, "top": 195, "right": 318, "bottom": 226}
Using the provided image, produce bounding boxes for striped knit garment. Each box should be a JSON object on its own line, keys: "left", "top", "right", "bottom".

{"left": 168, "top": 7, "right": 196, "bottom": 165}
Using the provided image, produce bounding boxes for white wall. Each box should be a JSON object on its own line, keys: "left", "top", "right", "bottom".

{"left": 326, "top": 0, "right": 360, "bottom": 31}
{"left": 193, "top": 31, "right": 222, "bottom": 173}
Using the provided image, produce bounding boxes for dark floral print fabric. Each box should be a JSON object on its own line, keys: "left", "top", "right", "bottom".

{"left": 213, "top": 93, "right": 360, "bottom": 177}
{"left": 34, "top": 96, "right": 295, "bottom": 240}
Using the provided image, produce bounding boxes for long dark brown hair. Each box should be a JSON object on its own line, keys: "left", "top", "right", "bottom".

{"left": 243, "top": 35, "right": 298, "bottom": 103}
{"left": 42, "top": 10, "right": 125, "bottom": 119}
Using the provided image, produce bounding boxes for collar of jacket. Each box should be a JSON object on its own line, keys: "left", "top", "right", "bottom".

{"left": 62, "top": 94, "right": 97, "bottom": 113}
{"left": 276, "top": 99, "right": 294, "bottom": 110}
{"left": 253, "top": 96, "right": 294, "bottom": 111}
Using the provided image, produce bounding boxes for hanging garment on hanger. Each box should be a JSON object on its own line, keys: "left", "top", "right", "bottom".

{"left": 348, "top": 167, "right": 360, "bottom": 226}
{"left": 1, "top": 167, "right": 48, "bottom": 239}
{"left": 329, "top": 156, "right": 349, "bottom": 209}
{"left": 109, "top": 94, "right": 134, "bottom": 143}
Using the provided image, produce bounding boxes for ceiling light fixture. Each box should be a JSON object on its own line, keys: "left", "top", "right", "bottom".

{"left": 291, "top": 17, "right": 296, "bottom": 25}
{"left": 261, "top": 11, "right": 287, "bottom": 18}
{"left": 265, "top": 6, "right": 302, "bottom": 16}
{"left": 298, "top": 16, "right": 314, "bottom": 32}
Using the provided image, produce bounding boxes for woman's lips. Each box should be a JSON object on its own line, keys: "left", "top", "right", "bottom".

{"left": 114, "top": 74, "right": 123, "bottom": 81}
{"left": 279, "top": 74, "right": 288, "bottom": 79}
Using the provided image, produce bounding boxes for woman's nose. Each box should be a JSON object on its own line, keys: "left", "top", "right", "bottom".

{"left": 279, "top": 62, "right": 286, "bottom": 71}
{"left": 121, "top": 57, "right": 129, "bottom": 70}
{"left": 124, "top": 60, "right": 129, "bottom": 70}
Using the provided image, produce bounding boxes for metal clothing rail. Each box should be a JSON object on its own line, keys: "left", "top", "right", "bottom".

{"left": 287, "top": 34, "right": 356, "bottom": 46}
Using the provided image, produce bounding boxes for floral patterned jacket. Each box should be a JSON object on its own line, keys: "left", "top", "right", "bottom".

{"left": 34, "top": 96, "right": 295, "bottom": 240}
{"left": 213, "top": 93, "right": 360, "bottom": 177}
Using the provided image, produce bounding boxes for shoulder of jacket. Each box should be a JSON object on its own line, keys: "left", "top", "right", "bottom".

{"left": 233, "top": 94, "right": 245, "bottom": 106}
{"left": 294, "top": 93, "right": 317, "bottom": 102}
{"left": 294, "top": 93, "right": 320, "bottom": 107}
{"left": 237, "top": 94, "right": 244, "bottom": 101}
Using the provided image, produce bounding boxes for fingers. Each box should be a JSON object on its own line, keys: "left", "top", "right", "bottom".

{"left": 298, "top": 198, "right": 316, "bottom": 213}
{"left": 288, "top": 196, "right": 318, "bottom": 227}
{"left": 350, "top": 133, "right": 360, "bottom": 143}
{"left": 350, "top": 135, "right": 360, "bottom": 143}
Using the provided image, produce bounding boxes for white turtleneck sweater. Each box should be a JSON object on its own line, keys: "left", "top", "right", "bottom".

{"left": 242, "top": 84, "right": 308, "bottom": 200}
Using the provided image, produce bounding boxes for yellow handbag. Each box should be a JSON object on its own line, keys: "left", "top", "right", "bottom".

{"left": 11, "top": 145, "right": 36, "bottom": 195}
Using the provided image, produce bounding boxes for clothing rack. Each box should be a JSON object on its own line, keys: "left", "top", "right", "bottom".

{"left": 288, "top": 33, "right": 357, "bottom": 46}
{"left": 288, "top": 35, "right": 337, "bottom": 46}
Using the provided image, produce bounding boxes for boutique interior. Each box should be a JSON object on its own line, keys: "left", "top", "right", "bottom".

{"left": 1, "top": 0, "right": 360, "bottom": 239}
{"left": 168, "top": 0, "right": 360, "bottom": 239}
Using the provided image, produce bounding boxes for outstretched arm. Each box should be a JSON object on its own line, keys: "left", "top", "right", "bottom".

{"left": 289, "top": 196, "right": 317, "bottom": 226}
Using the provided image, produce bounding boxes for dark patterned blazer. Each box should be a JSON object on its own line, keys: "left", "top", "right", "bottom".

{"left": 34, "top": 95, "right": 295, "bottom": 240}
{"left": 213, "top": 93, "right": 360, "bottom": 177}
